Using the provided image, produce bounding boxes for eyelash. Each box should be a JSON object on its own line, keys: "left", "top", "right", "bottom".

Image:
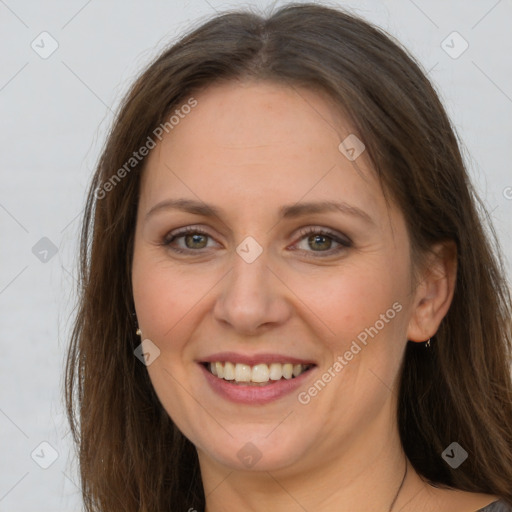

{"left": 160, "top": 225, "right": 352, "bottom": 258}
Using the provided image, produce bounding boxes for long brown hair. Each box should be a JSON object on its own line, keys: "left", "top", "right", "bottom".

{"left": 64, "top": 3, "right": 512, "bottom": 510}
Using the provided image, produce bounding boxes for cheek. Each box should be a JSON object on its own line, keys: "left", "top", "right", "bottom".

{"left": 131, "top": 253, "right": 205, "bottom": 430}
{"left": 132, "top": 252, "right": 206, "bottom": 344}
{"left": 294, "top": 264, "right": 400, "bottom": 336}
{"left": 289, "top": 259, "right": 409, "bottom": 383}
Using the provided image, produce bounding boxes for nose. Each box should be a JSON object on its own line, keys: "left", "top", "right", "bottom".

{"left": 212, "top": 250, "right": 293, "bottom": 335}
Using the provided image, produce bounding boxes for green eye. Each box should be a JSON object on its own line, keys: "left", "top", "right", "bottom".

{"left": 162, "top": 226, "right": 352, "bottom": 257}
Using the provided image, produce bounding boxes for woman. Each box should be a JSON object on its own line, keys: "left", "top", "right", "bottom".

{"left": 65, "top": 3, "right": 512, "bottom": 511}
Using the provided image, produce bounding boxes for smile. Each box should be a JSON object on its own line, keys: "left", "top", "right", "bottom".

{"left": 205, "top": 361, "right": 313, "bottom": 385}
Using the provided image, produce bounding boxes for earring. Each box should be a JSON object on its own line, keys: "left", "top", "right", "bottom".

{"left": 424, "top": 337, "right": 431, "bottom": 348}
{"left": 136, "top": 328, "right": 142, "bottom": 336}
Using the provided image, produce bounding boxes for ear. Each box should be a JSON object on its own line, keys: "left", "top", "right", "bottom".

{"left": 406, "top": 240, "right": 457, "bottom": 343}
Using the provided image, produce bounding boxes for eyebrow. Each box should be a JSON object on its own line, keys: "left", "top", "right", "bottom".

{"left": 144, "top": 198, "right": 375, "bottom": 225}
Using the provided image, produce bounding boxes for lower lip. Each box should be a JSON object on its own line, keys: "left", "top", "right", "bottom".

{"left": 199, "top": 364, "right": 315, "bottom": 404}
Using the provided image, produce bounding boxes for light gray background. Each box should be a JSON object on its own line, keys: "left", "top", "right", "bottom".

{"left": 1, "top": 1, "right": 511, "bottom": 510}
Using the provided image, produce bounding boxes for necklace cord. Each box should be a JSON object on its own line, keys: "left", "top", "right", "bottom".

{"left": 203, "top": 457, "right": 409, "bottom": 512}
{"left": 388, "top": 457, "right": 408, "bottom": 512}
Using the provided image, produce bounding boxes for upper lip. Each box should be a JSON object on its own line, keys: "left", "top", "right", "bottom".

{"left": 199, "top": 352, "right": 316, "bottom": 366}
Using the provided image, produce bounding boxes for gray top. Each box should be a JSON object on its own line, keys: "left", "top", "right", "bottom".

{"left": 477, "top": 500, "right": 512, "bottom": 511}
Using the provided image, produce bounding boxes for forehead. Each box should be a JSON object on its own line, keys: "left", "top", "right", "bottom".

{"left": 139, "top": 80, "right": 387, "bottom": 224}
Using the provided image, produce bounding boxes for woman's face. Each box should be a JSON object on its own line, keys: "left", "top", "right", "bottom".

{"left": 132, "top": 80, "right": 420, "bottom": 473}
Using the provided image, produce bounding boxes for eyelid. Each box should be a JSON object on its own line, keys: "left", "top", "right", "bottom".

{"left": 162, "top": 225, "right": 218, "bottom": 249}
{"left": 294, "top": 226, "right": 352, "bottom": 246}
{"left": 289, "top": 226, "right": 352, "bottom": 257}
{"left": 161, "top": 225, "right": 352, "bottom": 256}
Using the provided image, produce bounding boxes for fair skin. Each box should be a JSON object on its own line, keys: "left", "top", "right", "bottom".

{"left": 131, "top": 80, "right": 499, "bottom": 511}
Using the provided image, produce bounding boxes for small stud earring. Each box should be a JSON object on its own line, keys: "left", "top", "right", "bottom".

{"left": 136, "top": 328, "right": 142, "bottom": 336}
{"left": 424, "top": 338, "right": 431, "bottom": 348}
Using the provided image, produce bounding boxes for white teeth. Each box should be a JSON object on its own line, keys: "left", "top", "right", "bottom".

{"left": 223, "top": 361, "right": 235, "bottom": 380}
{"left": 292, "top": 364, "right": 302, "bottom": 377}
{"left": 282, "top": 363, "right": 293, "bottom": 379}
{"left": 251, "top": 364, "right": 270, "bottom": 383}
{"left": 235, "top": 364, "right": 252, "bottom": 382}
{"left": 206, "top": 361, "right": 311, "bottom": 383}
{"left": 269, "top": 363, "right": 283, "bottom": 380}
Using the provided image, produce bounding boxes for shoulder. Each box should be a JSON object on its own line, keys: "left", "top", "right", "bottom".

{"left": 477, "top": 500, "right": 512, "bottom": 512}
{"left": 419, "top": 485, "right": 506, "bottom": 512}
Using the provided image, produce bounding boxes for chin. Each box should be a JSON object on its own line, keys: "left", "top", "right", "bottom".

{"left": 194, "top": 425, "right": 309, "bottom": 473}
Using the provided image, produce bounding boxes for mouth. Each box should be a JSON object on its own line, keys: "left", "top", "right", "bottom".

{"left": 201, "top": 361, "right": 315, "bottom": 386}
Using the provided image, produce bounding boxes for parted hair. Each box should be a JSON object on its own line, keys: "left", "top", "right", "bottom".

{"left": 65, "top": 3, "right": 512, "bottom": 510}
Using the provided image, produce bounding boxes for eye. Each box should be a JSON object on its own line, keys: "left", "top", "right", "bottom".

{"left": 160, "top": 225, "right": 352, "bottom": 257}
{"left": 160, "top": 226, "right": 217, "bottom": 254}
{"left": 291, "top": 226, "right": 352, "bottom": 257}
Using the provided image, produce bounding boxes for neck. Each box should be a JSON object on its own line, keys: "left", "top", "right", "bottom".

{"left": 199, "top": 407, "right": 418, "bottom": 512}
